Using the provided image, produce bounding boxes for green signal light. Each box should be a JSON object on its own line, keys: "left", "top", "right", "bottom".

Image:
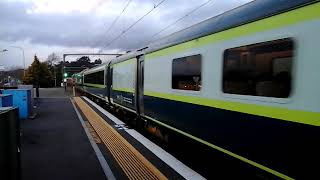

{"left": 64, "top": 73, "right": 68, "bottom": 77}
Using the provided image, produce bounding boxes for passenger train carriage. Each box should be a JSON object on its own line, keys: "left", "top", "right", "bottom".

{"left": 74, "top": 0, "right": 320, "bottom": 179}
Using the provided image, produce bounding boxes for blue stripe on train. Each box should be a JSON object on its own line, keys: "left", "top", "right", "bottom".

{"left": 83, "top": 86, "right": 106, "bottom": 98}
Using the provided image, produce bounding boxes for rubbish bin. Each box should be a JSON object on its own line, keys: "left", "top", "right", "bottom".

{"left": 1, "top": 89, "right": 32, "bottom": 119}
{"left": 0, "top": 94, "right": 13, "bottom": 107}
{"left": 0, "top": 107, "right": 21, "bottom": 180}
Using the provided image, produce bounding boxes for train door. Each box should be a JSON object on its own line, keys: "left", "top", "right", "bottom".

{"left": 106, "top": 63, "right": 112, "bottom": 104}
{"left": 136, "top": 55, "right": 144, "bottom": 116}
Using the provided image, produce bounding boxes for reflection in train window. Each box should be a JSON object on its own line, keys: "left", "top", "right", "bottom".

{"left": 223, "top": 38, "right": 293, "bottom": 98}
{"left": 84, "top": 71, "right": 104, "bottom": 85}
{"left": 172, "top": 54, "right": 201, "bottom": 91}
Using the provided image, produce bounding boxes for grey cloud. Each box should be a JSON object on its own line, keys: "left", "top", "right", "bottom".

{"left": 0, "top": 0, "right": 252, "bottom": 52}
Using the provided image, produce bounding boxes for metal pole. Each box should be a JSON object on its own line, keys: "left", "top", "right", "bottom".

{"left": 10, "top": 46, "right": 26, "bottom": 78}
{"left": 22, "top": 48, "right": 26, "bottom": 77}
{"left": 54, "top": 66, "right": 57, "bottom": 87}
{"left": 63, "top": 54, "right": 66, "bottom": 91}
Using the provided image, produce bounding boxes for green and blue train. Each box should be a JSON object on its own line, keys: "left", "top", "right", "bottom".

{"left": 73, "top": 0, "right": 320, "bottom": 179}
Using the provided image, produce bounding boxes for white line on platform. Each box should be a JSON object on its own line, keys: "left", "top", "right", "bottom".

{"left": 70, "top": 98, "right": 116, "bottom": 180}
{"left": 82, "top": 96, "right": 206, "bottom": 180}
{"left": 126, "top": 129, "right": 206, "bottom": 180}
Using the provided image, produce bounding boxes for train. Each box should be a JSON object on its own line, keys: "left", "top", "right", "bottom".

{"left": 72, "top": 0, "right": 320, "bottom": 179}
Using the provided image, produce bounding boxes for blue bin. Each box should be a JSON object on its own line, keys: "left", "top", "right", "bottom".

{"left": 0, "top": 94, "right": 13, "bottom": 107}
{"left": 1, "top": 89, "right": 31, "bottom": 119}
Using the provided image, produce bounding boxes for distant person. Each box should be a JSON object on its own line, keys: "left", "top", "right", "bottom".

{"left": 63, "top": 79, "right": 67, "bottom": 91}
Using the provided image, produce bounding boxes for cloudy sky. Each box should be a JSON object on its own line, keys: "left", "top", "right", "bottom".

{"left": 0, "top": 0, "right": 252, "bottom": 69}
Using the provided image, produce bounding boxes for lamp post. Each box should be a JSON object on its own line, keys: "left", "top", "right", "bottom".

{"left": 0, "top": 50, "right": 7, "bottom": 84}
{"left": 0, "top": 49, "right": 8, "bottom": 83}
{"left": 9, "top": 46, "right": 26, "bottom": 77}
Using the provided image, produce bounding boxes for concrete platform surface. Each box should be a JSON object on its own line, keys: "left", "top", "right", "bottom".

{"left": 33, "top": 87, "right": 73, "bottom": 98}
{"left": 20, "top": 98, "right": 106, "bottom": 180}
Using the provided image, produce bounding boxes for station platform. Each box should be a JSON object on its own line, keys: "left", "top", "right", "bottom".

{"left": 20, "top": 89, "right": 205, "bottom": 180}
{"left": 21, "top": 98, "right": 106, "bottom": 180}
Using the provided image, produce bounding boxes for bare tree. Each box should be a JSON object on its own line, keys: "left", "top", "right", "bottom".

{"left": 46, "top": 52, "right": 61, "bottom": 66}
{"left": 46, "top": 53, "right": 61, "bottom": 87}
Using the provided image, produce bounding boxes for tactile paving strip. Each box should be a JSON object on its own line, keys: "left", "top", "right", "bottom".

{"left": 74, "top": 97, "right": 167, "bottom": 180}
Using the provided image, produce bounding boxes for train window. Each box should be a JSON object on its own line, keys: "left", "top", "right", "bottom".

{"left": 172, "top": 54, "right": 201, "bottom": 91}
{"left": 223, "top": 38, "right": 293, "bottom": 98}
{"left": 84, "top": 70, "right": 104, "bottom": 85}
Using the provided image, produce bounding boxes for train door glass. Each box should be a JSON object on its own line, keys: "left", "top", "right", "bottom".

{"left": 137, "top": 56, "right": 144, "bottom": 115}
{"left": 223, "top": 38, "right": 294, "bottom": 98}
{"left": 106, "top": 65, "right": 112, "bottom": 102}
{"left": 172, "top": 54, "right": 202, "bottom": 91}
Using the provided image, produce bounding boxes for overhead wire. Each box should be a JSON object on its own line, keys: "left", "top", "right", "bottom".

{"left": 142, "top": 0, "right": 213, "bottom": 46}
{"left": 94, "top": 0, "right": 133, "bottom": 53}
{"left": 98, "top": 0, "right": 167, "bottom": 53}
{"left": 83, "top": 0, "right": 109, "bottom": 48}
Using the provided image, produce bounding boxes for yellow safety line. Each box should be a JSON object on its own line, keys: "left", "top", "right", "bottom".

{"left": 74, "top": 97, "right": 167, "bottom": 180}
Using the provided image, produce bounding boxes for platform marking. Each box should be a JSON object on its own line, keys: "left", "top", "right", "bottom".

{"left": 83, "top": 96, "right": 125, "bottom": 125}
{"left": 70, "top": 98, "right": 116, "bottom": 180}
{"left": 85, "top": 121, "right": 102, "bottom": 143}
{"left": 83, "top": 96, "right": 206, "bottom": 180}
{"left": 74, "top": 97, "right": 167, "bottom": 180}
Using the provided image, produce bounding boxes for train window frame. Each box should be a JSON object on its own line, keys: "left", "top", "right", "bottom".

{"left": 84, "top": 70, "right": 105, "bottom": 85}
{"left": 171, "top": 54, "right": 202, "bottom": 92}
{"left": 221, "top": 38, "right": 294, "bottom": 102}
